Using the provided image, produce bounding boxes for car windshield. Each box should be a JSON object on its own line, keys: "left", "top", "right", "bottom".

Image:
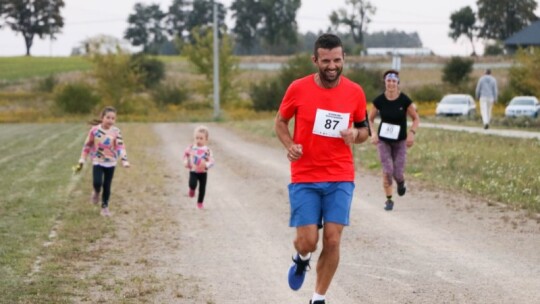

{"left": 441, "top": 97, "right": 468, "bottom": 105}
{"left": 510, "top": 99, "right": 535, "bottom": 106}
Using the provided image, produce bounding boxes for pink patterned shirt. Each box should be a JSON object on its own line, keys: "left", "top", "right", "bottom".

{"left": 80, "top": 124, "right": 128, "bottom": 167}
{"left": 183, "top": 145, "right": 214, "bottom": 173}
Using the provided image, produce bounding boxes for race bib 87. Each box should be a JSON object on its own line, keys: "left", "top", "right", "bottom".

{"left": 312, "top": 109, "right": 350, "bottom": 138}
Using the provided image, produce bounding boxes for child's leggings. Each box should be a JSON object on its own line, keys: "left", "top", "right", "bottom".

{"left": 93, "top": 165, "right": 115, "bottom": 208}
{"left": 189, "top": 172, "right": 207, "bottom": 203}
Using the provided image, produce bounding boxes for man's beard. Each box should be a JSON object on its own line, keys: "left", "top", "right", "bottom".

{"left": 319, "top": 67, "right": 342, "bottom": 83}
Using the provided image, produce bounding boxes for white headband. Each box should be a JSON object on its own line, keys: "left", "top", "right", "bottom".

{"left": 385, "top": 73, "right": 399, "bottom": 81}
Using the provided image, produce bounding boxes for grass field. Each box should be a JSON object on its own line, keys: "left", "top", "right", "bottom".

{"left": 0, "top": 123, "right": 170, "bottom": 302}
{"left": 0, "top": 57, "right": 92, "bottom": 81}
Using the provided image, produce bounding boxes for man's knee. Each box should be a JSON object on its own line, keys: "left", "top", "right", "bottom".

{"left": 323, "top": 233, "right": 342, "bottom": 251}
{"left": 294, "top": 227, "right": 318, "bottom": 253}
{"left": 322, "top": 224, "right": 344, "bottom": 251}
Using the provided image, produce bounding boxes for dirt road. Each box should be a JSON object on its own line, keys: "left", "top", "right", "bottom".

{"left": 149, "top": 123, "right": 540, "bottom": 304}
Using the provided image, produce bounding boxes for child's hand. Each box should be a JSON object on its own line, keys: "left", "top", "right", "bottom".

{"left": 122, "top": 160, "right": 130, "bottom": 168}
{"left": 72, "top": 162, "right": 83, "bottom": 174}
{"left": 195, "top": 159, "right": 207, "bottom": 172}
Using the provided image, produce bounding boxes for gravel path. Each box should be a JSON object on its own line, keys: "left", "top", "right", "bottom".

{"left": 151, "top": 123, "right": 540, "bottom": 304}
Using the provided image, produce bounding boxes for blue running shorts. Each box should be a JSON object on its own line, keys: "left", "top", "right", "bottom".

{"left": 288, "top": 182, "right": 355, "bottom": 227}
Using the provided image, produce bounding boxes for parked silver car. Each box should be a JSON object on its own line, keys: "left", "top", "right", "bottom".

{"left": 505, "top": 96, "right": 540, "bottom": 118}
{"left": 436, "top": 94, "right": 476, "bottom": 117}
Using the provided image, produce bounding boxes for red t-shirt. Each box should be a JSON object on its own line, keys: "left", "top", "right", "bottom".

{"left": 278, "top": 74, "right": 367, "bottom": 183}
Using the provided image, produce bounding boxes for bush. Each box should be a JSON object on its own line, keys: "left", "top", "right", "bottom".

{"left": 279, "top": 53, "right": 316, "bottom": 87}
{"left": 130, "top": 54, "right": 165, "bottom": 89}
{"left": 54, "top": 83, "right": 100, "bottom": 114}
{"left": 151, "top": 83, "right": 190, "bottom": 108}
{"left": 88, "top": 49, "right": 140, "bottom": 111}
{"left": 484, "top": 44, "right": 504, "bottom": 56}
{"left": 410, "top": 84, "right": 444, "bottom": 103}
{"left": 509, "top": 47, "right": 540, "bottom": 97}
{"left": 499, "top": 86, "right": 515, "bottom": 105}
{"left": 345, "top": 66, "right": 384, "bottom": 102}
{"left": 35, "top": 74, "right": 58, "bottom": 92}
{"left": 250, "top": 79, "right": 283, "bottom": 111}
{"left": 250, "top": 53, "right": 314, "bottom": 112}
{"left": 442, "top": 56, "right": 473, "bottom": 86}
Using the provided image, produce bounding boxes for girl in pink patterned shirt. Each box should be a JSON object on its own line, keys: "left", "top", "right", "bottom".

{"left": 183, "top": 126, "right": 214, "bottom": 209}
{"left": 78, "top": 106, "right": 130, "bottom": 217}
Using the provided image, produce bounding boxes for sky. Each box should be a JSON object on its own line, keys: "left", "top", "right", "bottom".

{"left": 1, "top": 0, "right": 539, "bottom": 57}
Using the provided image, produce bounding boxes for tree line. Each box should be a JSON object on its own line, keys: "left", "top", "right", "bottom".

{"left": 0, "top": 0, "right": 537, "bottom": 56}
{"left": 0, "top": 0, "right": 420, "bottom": 56}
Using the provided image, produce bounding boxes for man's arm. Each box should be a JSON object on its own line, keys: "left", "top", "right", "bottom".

{"left": 274, "top": 113, "right": 303, "bottom": 161}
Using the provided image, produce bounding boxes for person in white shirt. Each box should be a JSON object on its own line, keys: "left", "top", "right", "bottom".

{"left": 475, "top": 69, "right": 498, "bottom": 129}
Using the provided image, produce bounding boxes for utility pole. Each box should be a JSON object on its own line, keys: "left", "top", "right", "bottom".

{"left": 212, "top": 1, "right": 220, "bottom": 119}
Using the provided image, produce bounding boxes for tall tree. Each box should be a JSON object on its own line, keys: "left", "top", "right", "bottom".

{"left": 231, "top": 0, "right": 301, "bottom": 54}
{"left": 1, "top": 0, "right": 65, "bottom": 56}
{"left": 329, "top": 0, "right": 376, "bottom": 46}
{"left": 167, "top": 0, "right": 190, "bottom": 41}
{"left": 230, "top": 0, "right": 262, "bottom": 50}
{"left": 449, "top": 6, "right": 478, "bottom": 56}
{"left": 182, "top": 27, "right": 239, "bottom": 105}
{"left": 124, "top": 3, "right": 168, "bottom": 54}
{"left": 186, "top": 0, "right": 226, "bottom": 41}
{"left": 167, "top": 0, "right": 226, "bottom": 44}
{"left": 477, "top": 0, "right": 538, "bottom": 41}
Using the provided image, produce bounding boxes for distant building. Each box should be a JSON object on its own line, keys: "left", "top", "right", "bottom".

{"left": 504, "top": 20, "right": 540, "bottom": 54}
{"left": 363, "top": 47, "right": 433, "bottom": 56}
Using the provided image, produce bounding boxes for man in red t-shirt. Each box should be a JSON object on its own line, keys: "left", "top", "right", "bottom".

{"left": 274, "top": 33, "right": 369, "bottom": 304}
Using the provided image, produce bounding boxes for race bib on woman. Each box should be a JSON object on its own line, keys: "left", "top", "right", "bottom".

{"left": 379, "top": 122, "right": 400, "bottom": 139}
{"left": 312, "top": 109, "right": 350, "bottom": 138}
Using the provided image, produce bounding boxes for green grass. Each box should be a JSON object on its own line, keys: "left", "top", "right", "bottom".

{"left": 0, "top": 57, "right": 92, "bottom": 81}
{"left": 0, "top": 123, "right": 181, "bottom": 302}
{"left": 0, "top": 123, "right": 112, "bottom": 302}
{"left": 225, "top": 119, "right": 540, "bottom": 214}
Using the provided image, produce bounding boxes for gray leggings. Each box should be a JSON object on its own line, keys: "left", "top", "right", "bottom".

{"left": 377, "top": 140, "right": 407, "bottom": 187}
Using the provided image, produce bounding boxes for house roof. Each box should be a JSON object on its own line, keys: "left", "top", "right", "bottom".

{"left": 504, "top": 20, "right": 540, "bottom": 46}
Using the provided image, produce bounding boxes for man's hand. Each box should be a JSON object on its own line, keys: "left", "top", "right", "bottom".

{"left": 340, "top": 128, "right": 358, "bottom": 145}
{"left": 287, "top": 144, "right": 303, "bottom": 162}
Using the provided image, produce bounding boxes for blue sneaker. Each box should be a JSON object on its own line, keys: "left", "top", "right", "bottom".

{"left": 384, "top": 199, "right": 394, "bottom": 211}
{"left": 288, "top": 253, "right": 310, "bottom": 290}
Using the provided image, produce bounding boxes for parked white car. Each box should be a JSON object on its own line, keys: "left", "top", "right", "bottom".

{"left": 505, "top": 96, "right": 540, "bottom": 118}
{"left": 436, "top": 94, "right": 476, "bottom": 117}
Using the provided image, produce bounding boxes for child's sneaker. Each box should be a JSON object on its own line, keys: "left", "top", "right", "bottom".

{"left": 100, "top": 207, "right": 111, "bottom": 217}
{"left": 188, "top": 189, "right": 195, "bottom": 198}
{"left": 384, "top": 199, "right": 394, "bottom": 211}
{"left": 197, "top": 202, "right": 204, "bottom": 209}
{"left": 91, "top": 191, "right": 99, "bottom": 204}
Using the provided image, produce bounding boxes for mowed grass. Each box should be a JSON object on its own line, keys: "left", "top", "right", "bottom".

{"left": 0, "top": 57, "right": 92, "bottom": 81}
{"left": 226, "top": 119, "right": 540, "bottom": 214}
{"left": 0, "top": 123, "right": 171, "bottom": 302}
{"left": 0, "top": 123, "right": 88, "bottom": 302}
